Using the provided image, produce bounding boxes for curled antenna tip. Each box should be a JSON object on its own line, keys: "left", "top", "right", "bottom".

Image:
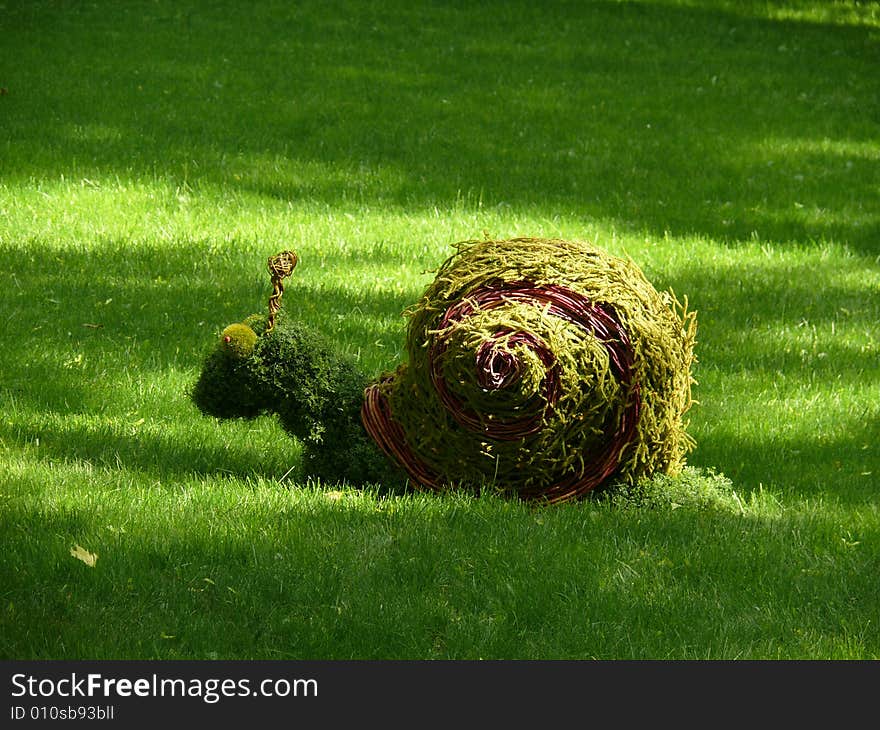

{"left": 268, "top": 250, "right": 298, "bottom": 279}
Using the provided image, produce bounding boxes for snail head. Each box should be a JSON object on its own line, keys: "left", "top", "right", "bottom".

{"left": 190, "top": 314, "right": 271, "bottom": 421}
{"left": 191, "top": 249, "right": 303, "bottom": 426}
{"left": 190, "top": 310, "right": 327, "bottom": 438}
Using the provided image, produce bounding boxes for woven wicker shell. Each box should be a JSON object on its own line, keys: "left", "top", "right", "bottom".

{"left": 362, "top": 237, "right": 697, "bottom": 503}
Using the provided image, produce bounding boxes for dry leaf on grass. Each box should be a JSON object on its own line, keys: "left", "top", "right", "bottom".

{"left": 70, "top": 544, "right": 97, "bottom": 567}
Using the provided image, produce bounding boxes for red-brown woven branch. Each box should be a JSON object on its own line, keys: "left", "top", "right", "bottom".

{"left": 361, "top": 376, "right": 441, "bottom": 489}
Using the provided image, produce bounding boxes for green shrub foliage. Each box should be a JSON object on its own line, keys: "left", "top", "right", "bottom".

{"left": 191, "top": 312, "right": 406, "bottom": 489}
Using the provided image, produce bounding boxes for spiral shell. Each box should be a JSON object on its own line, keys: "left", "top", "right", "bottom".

{"left": 362, "top": 237, "right": 697, "bottom": 503}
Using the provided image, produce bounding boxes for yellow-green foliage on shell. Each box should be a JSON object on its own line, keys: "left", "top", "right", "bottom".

{"left": 368, "top": 237, "right": 698, "bottom": 499}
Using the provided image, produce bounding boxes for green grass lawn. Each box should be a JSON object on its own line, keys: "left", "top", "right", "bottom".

{"left": 1, "top": 0, "right": 878, "bottom": 659}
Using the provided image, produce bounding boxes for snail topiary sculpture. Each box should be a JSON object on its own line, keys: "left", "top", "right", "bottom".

{"left": 192, "top": 238, "right": 697, "bottom": 503}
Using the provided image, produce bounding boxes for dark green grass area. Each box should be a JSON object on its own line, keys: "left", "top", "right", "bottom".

{"left": 1, "top": 0, "right": 879, "bottom": 659}
{"left": 2, "top": 465, "right": 877, "bottom": 659}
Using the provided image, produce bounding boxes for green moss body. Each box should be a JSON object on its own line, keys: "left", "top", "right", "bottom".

{"left": 192, "top": 312, "right": 406, "bottom": 489}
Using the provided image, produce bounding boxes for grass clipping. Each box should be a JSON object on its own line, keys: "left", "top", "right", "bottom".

{"left": 363, "top": 237, "right": 697, "bottom": 503}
